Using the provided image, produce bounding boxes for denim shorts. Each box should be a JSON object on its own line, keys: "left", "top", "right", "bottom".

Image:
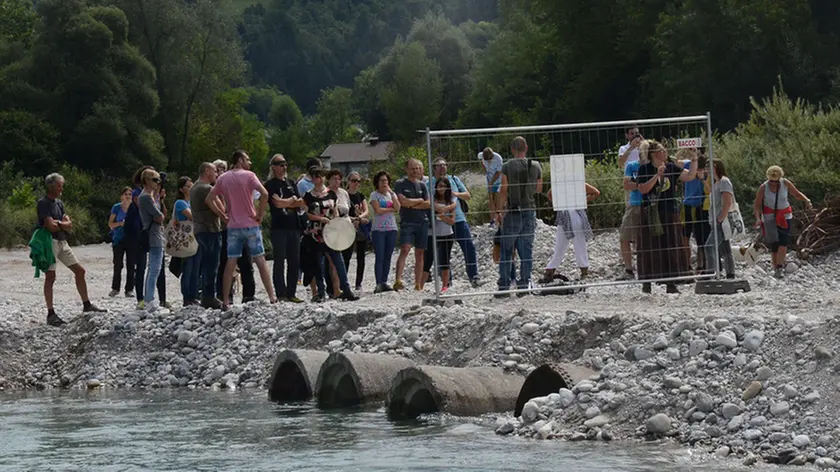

{"left": 227, "top": 226, "right": 265, "bottom": 258}
{"left": 488, "top": 182, "right": 501, "bottom": 193}
{"left": 399, "top": 221, "right": 428, "bottom": 249}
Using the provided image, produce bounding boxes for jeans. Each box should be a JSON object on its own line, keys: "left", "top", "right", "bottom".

{"left": 135, "top": 244, "right": 165, "bottom": 303}
{"left": 704, "top": 227, "right": 735, "bottom": 277}
{"left": 180, "top": 253, "right": 199, "bottom": 301}
{"left": 144, "top": 247, "right": 164, "bottom": 304}
{"left": 372, "top": 230, "right": 397, "bottom": 285}
{"left": 498, "top": 210, "right": 536, "bottom": 290}
{"left": 111, "top": 240, "right": 136, "bottom": 292}
{"left": 454, "top": 221, "right": 479, "bottom": 280}
{"left": 271, "top": 229, "right": 301, "bottom": 299}
{"left": 218, "top": 229, "right": 255, "bottom": 300}
{"left": 315, "top": 245, "right": 351, "bottom": 296}
{"left": 196, "top": 232, "right": 221, "bottom": 300}
{"left": 342, "top": 240, "right": 367, "bottom": 288}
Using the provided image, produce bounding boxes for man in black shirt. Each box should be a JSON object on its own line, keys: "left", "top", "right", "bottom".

{"left": 265, "top": 154, "right": 307, "bottom": 303}
{"left": 37, "top": 173, "right": 105, "bottom": 326}
{"left": 393, "top": 158, "right": 430, "bottom": 291}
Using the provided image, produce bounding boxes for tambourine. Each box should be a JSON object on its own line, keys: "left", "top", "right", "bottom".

{"left": 323, "top": 217, "right": 356, "bottom": 251}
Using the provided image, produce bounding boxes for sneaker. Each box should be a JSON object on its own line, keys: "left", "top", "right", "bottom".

{"left": 108, "top": 289, "right": 119, "bottom": 298}
{"left": 774, "top": 267, "right": 784, "bottom": 279}
{"left": 124, "top": 290, "right": 134, "bottom": 298}
{"left": 470, "top": 277, "right": 482, "bottom": 288}
{"left": 201, "top": 297, "right": 223, "bottom": 309}
{"left": 374, "top": 284, "right": 385, "bottom": 294}
{"left": 354, "top": 285, "right": 362, "bottom": 292}
{"left": 382, "top": 283, "right": 394, "bottom": 292}
{"left": 441, "top": 286, "right": 449, "bottom": 293}
{"left": 136, "top": 300, "right": 145, "bottom": 310}
{"left": 287, "top": 297, "right": 304, "bottom": 304}
{"left": 642, "top": 283, "right": 652, "bottom": 294}
{"left": 339, "top": 290, "right": 359, "bottom": 301}
{"left": 666, "top": 284, "right": 680, "bottom": 294}
{"left": 46, "top": 312, "right": 66, "bottom": 327}
{"left": 393, "top": 280, "right": 405, "bottom": 291}
{"left": 145, "top": 300, "right": 160, "bottom": 313}
{"left": 83, "top": 303, "right": 106, "bottom": 313}
{"left": 311, "top": 295, "right": 324, "bottom": 303}
{"left": 242, "top": 296, "right": 256, "bottom": 303}
{"left": 162, "top": 301, "right": 172, "bottom": 310}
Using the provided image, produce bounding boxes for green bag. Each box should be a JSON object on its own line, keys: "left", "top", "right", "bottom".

{"left": 647, "top": 204, "right": 664, "bottom": 237}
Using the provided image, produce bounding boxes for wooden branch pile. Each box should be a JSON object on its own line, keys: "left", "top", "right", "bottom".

{"left": 795, "top": 196, "right": 840, "bottom": 260}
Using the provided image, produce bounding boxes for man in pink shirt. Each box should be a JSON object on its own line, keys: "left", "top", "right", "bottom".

{"left": 206, "top": 150, "right": 277, "bottom": 308}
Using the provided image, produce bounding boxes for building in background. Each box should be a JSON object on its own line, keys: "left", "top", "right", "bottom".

{"left": 320, "top": 137, "right": 392, "bottom": 175}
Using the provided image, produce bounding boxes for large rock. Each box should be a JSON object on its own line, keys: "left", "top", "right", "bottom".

{"left": 742, "top": 330, "right": 765, "bottom": 352}
{"left": 721, "top": 403, "right": 742, "bottom": 419}
{"left": 695, "top": 392, "right": 715, "bottom": 413}
{"left": 689, "top": 340, "right": 709, "bottom": 357}
{"left": 646, "top": 413, "right": 672, "bottom": 434}
{"left": 716, "top": 332, "right": 737, "bottom": 349}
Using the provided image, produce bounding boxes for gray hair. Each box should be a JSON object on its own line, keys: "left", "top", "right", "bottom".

{"left": 45, "top": 173, "right": 64, "bottom": 187}
{"left": 212, "top": 159, "right": 227, "bottom": 172}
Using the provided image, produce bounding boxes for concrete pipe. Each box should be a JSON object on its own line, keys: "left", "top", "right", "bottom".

{"left": 387, "top": 366, "right": 525, "bottom": 419}
{"left": 315, "top": 352, "right": 414, "bottom": 408}
{"left": 514, "top": 363, "right": 597, "bottom": 416}
{"left": 268, "top": 349, "right": 329, "bottom": 403}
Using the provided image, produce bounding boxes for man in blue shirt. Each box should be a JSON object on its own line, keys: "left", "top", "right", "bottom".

{"left": 479, "top": 148, "right": 504, "bottom": 227}
{"left": 429, "top": 157, "right": 481, "bottom": 287}
{"left": 619, "top": 159, "right": 643, "bottom": 280}
{"left": 681, "top": 154, "right": 710, "bottom": 272}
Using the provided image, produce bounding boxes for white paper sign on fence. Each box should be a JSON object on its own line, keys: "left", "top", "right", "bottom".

{"left": 550, "top": 154, "right": 587, "bottom": 211}
{"left": 677, "top": 137, "right": 702, "bottom": 149}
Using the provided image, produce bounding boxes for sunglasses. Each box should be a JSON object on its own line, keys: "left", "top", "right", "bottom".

{"left": 349, "top": 179, "right": 361, "bottom": 183}
{"left": 151, "top": 178, "right": 161, "bottom": 183}
{"left": 271, "top": 161, "right": 287, "bottom": 167}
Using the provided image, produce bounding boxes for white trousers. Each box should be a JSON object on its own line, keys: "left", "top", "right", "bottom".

{"left": 546, "top": 211, "right": 589, "bottom": 269}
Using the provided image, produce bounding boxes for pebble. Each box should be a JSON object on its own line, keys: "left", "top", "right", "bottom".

{"left": 742, "top": 330, "right": 765, "bottom": 352}
{"left": 584, "top": 415, "right": 610, "bottom": 429}
{"left": 715, "top": 446, "right": 731, "bottom": 458}
{"left": 521, "top": 401, "right": 539, "bottom": 423}
{"left": 716, "top": 332, "right": 737, "bottom": 349}
{"left": 689, "top": 340, "right": 708, "bottom": 357}
{"left": 645, "top": 413, "right": 671, "bottom": 435}
{"left": 743, "top": 429, "right": 763, "bottom": 441}
{"left": 721, "top": 403, "right": 742, "bottom": 420}
{"left": 770, "top": 401, "right": 791, "bottom": 417}
{"left": 756, "top": 366, "right": 773, "bottom": 380}
{"left": 521, "top": 323, "right": 539, "bottom": 335}
{"left": 742, "top": 381, "right": 762, "bottom": 401}
{"left": 695, "top": 392, "right": 714, "bottom": 413}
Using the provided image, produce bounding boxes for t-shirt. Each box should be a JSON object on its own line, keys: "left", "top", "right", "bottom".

{"left": 683, "top": 161, "right": 707, "bottom": 208}
{"left": 710, "top": 177, "right": 735, "bottom": 223}
{"left": 624, "top": 161, "right": 642, "bottom": 207}
{"left": 111, "top": 203, "right": 128, "bottom": 223}
{"left": 637, "top": 161, "right": 683, "bottom": 214}
{"left": 37, "top": 196, "right": 67, "bottom": 241}
{"left": 297, "top": 176, "right": 315, "bottom": 196}
{"left": 303, "top": 189, "right": 337, "bottom": 241}
{"left": 334, "top": 187, "right": 351, "bottom": 217}
{"left": 348, "top": 191, "right": 366, "bottom": 218}
{"left": 502, "top": 158, "right": 542, "bottom": 210}
{"left": 264, "top": 177, "right": 301, "bottom": 230}
{"left": 429, "top": 175, "right": 468, "bottom": 223}
{"left": 174, "top": 199, "right": 190, "bottom": 222}
{"left": 432, "top": 198, "right": 456, "bottom": 237}
{"left": 619, "top": 143, "right": 640, "bottom": 165}
{"left": 213, "top": 169, "right": 262, "bottom": 229}
{"left": 394, "top": 177, "right": 429, "bottom": 224}
{"left": 190, "top": 180, "right": 220, "bottom": 234}
{"left": 479, "top": 152, "right": 503, "bottom": 186}
{"left": 124, "top": 187, "right": 143, "bottom": 235}
{"left": 138, "top": 192, "right": 165, "bottom": 247}
{"left": 369, "top": 190, "right": 398, "bottom": 232}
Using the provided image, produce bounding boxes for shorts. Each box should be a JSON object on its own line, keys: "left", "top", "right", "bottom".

{"left": 48, "top": 239, "right": 79, "bottom": 271}
{"left": 226, "top": 226, "right": 265, "bottom": 258}
{"left": 682, "top": 206, "right": 711, "bottom": 239}
{"left": 488, "top": 182, "right": 501, "bottom": 193}
{"left": 770, "top": 225, "right": 791, "bottom": 253}
{"left": 619, "top": 206, "right": 642, "bottom": 242}
{"left": 399, "top": 221, "right": 428, "bottom": 249}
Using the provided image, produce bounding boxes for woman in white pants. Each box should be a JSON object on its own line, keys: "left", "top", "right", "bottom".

{"left": 540, "top": 183, "right": 600, "bottom": 283}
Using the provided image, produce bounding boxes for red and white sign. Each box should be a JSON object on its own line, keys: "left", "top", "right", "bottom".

{"left": 677, "top": 137, "right": 702, "bottom": 149}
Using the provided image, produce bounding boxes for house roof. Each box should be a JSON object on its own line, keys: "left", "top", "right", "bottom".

{"left": 320, "top": 141, "right": 393, "bottom": 164}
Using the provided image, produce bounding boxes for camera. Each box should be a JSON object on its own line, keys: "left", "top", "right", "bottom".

{"left": 159, "top": 171, "right": 168, "bottom": 186}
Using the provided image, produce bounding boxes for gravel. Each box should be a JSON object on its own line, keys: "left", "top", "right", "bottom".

{"left": 3, "top": 225, "right": 840, "bottom": 468}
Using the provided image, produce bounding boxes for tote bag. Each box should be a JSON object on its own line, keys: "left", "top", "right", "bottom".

{"left": 165, "top": 219, "right": 198, "bottom": 258}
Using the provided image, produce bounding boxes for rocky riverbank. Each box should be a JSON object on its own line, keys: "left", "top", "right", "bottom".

{"left": 2, "top": 224, "right": 840, "bottom": 468}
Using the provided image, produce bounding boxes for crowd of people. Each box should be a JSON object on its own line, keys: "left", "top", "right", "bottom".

{"left": 31, "top": 132, "right": 813, "bottom": 325}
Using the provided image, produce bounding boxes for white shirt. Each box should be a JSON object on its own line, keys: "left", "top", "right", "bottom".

{"left": 619, "top": 143, "right": 640, "bottom": 165}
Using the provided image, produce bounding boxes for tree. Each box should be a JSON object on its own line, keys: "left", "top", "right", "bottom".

{"left": 114, "top": 0, "right": 245, "bottom": 170}
{"left": 0, "top": 0, "right": 37, "bottom": 45}
{"left": 380, "top": 41, "right": 443, "bottom": 142}
{"left": 310, "top": 87, "right": 359, "bottom": 149}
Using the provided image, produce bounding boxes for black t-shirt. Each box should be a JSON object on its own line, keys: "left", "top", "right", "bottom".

{"left": 348, "top": 191, "right": 366, "bottom": 218}
{"left": 37, "top": 196, "right": 66, "bottom": 241}
{"left": 265, "top": 177, "right": 301, "bottom": 230}
{"left": 394, "top": 177, "right": 429, "bottom": 223}
{"left": 638, "top": 161, "right": 682, "bottom": 214}
{"left": 303, "top": 189, "right": 337, "bottom": 241}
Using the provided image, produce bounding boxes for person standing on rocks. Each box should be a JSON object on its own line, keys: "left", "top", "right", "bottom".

{"left": 108, "top": 187, "right": 134, "bottom": 298}
{"left": 394, "top": 159, "right": 430, "bottom": 291}
{"left": 173, "top": 176, "right": 199, "bottom": 306}
{"left": 618, "top": 126, "right": 643, "bottom": 280}
{"left": 129, "top": 166, "right": 166, "bottom": 308}
{"left": 429, "top": 157, "right": 481, "bottom": 288}
{"left": 297, "top": 158, "right": 323, "bottom": 297}
{"left": 138, "top": 169, "right": 168, "bottom": 312}
{"left": 495, "top": 136, "right": 542, "bottom": 297}
{"left": 753, "top": 165, "right": 812, "bottom": 279}
{"left": 190, "top": 162, "right": 224, "bottom": 309}
{"left": 206, "top": 150, "right": 278, "bottom": 308}
{"left": 369, "top": 171, "right": 400, "bottom": 293}
{"left": 422, "top": 178, "right": 457, "bottom": 292}
{"left": 480, "top": 147, "right": 504, "bottom": 227}
{"left": 636, "top": 140, "right": 697, "bottom": 294}
{"left": 680, "top": 152, "right": 711, "bottom": 274}
{"left": 343, "top": 171, "right": 370, "bottom": 292}
{"left": 37, "top": 173, "right": 106, "bottom": 326}
{"left": 264, "top": 154, "right": 306, "bottom": 303}
{"left": 540, "top": 183, "right": 600, "bottom": 283}
{"left": 213, "top": 159, "right": 256, "bottom": 304}
{"left": 705, "top": 159, "right": 736, "bottom": 279}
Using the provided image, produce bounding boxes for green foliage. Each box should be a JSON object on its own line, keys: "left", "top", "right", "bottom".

{"left": 718, "top": 88, "right": 840, "bottom": 213}
{"left": 380, "top": 41, "right": 443, "bottom": 142}
{"left": 7, "top": 180, "right": 36, "bottom": 209}
{"left": 0, "top": 109, "right": 60, "bottom": 175}
{"left": 310, "top": 87, "right": 359, "bottom": 150}
{"left": 583, "top": 158, "right": 626, "bottom": 231}
{"left": 0, "top": 0, "right": 38, "bottom": 45}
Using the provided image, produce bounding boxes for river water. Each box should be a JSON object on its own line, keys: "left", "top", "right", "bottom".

{"left": 0, "top": 390, "right": 775, "bottom": 471}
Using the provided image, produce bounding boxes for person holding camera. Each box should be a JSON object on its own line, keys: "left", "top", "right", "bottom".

{"left": 130, "top": 166, "right": 168, "bottom": 310}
